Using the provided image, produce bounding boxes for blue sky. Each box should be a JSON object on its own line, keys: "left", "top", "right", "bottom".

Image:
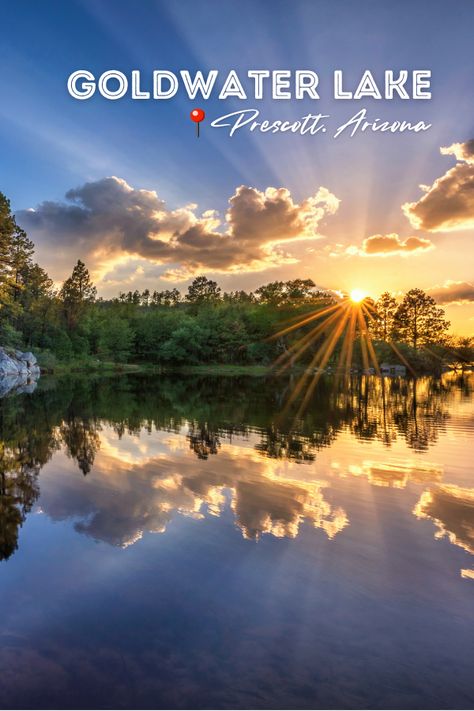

{"left": 1, "top": 0, "right": 473, "bottom": 331}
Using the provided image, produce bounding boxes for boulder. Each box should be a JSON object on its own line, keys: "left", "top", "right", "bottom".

{"left": 15, "top": 350, "right": 37, "bottom": 367}
{"left": 0, "top": 347, "right": 40, "bottom": 397}
{"left": 15, "top": 380, "right": 39, "bottom": 395}
{"left": 0, "top": 349, "right": 20, "bottom": 376}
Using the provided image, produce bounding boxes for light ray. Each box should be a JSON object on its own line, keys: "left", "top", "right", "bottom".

{"left": 271, "top": 294, "right": 392, "bottom": 419}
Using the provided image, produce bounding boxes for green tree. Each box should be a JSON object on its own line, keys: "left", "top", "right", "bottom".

{"left": 285, "top": 279, "right": 317, "bottom": 301}
{"left": 0, "top": 193, "right": 34, "bottom": 310}
{"left": 59, "top": 260, "right": 97, "bottom": 331}
{"left": 255, "top": 281, "right": 285, "bottom": 305}
{"left": 255, "top": 279, "right": 321, "bottom": 305}
{"left": 152, "top": 288, "right": 181, "bottom": 306}
{"left": 98, "top": 317, "right": 134, "bottom": 363}
{"left": 185, "top": 276, "right": 221, "bottom": 304}
{"left": 9, "top": 229, "right": 34, "bottom": 302}
{"left": 160, "top": 319, "right": 211, "bottom": 363}
{"left": 394, "top": 288, "right": 450, "bottom": 350}
{"left": 223, "top": 290, "right": 255, "bottom": 303}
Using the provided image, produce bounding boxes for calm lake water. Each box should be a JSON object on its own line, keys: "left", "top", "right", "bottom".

{"left": 0, "top": 372, "right": 473, "bottom": 709}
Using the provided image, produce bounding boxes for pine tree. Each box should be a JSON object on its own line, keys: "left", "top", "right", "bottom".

{"left": 372, "top": 292, "right": 398, "bottom": 341}
{"left": 59, "top": 260, "right": 97, "bottom": 330}
{"left": 10, "top": 228, "right": 34, "bottom": 301}
{"left": 186, "top": 276, "right": 221, "bottom": 304}
{"left": 0, "top": 192, "right": 34, "bottom": 307}
{"left": 394, "top": 288, "right": 450, "bottom": 349}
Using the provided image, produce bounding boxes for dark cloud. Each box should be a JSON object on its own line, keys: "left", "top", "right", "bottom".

{"left": 403, "top": 140, "right": 474, "bottom": 232}
{"left": 17, "top": 177, "right": 339, "bottom": 280}
{"left": 428, "top": 280, "right": 474, "bottom": 305}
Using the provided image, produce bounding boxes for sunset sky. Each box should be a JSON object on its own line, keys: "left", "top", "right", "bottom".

{"left": 1, "top": 0, "right": 473, "bottom": 333}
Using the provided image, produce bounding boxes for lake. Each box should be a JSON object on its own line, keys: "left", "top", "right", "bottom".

{"left": 0, "top": 372, "right": 473, "bottom": 709}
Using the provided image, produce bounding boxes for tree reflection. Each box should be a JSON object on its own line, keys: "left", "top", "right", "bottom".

{"left": 332, "top": 375, "right": 452, "bottom": 452}
{"left": 0, "top": 460, "right": 40, "bottom": 560}
{"left": 60, "top": 416, "right": 101, "bottom": 475}
{"left": 187, "top": 421, "right": 220, "bottom": 459}
{"left": 0, "top": 371, "right": 471, "bottom": 560}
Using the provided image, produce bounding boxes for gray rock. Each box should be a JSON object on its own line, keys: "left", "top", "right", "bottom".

{"left": 0, "top": 350, "right": 20, "bottom": 376}
{"left": 16, "top": 350, "right": 37, "bottom": 367}
{"left": 15, "top": 380, "right": 39, "bottom": 395}
{"left": 0, "top": 347, "right": 40, "bottom": 397}
{"left": 0, "top": 376, "right": 21, "bottom": 397}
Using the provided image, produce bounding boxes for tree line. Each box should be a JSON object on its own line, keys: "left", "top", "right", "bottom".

{"left": 0, "top": 190, "right": 472, "bottom": 372}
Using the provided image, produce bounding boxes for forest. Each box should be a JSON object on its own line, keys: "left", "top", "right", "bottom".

{"left": 0, "top": 190, "right": 472, "bottom": 374}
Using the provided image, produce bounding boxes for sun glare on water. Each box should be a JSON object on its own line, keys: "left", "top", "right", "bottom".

{"left": 350, "top": 289, "right": 367, "bottom": 303}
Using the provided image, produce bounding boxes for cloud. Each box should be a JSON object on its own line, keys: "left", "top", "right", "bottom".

{"left": 428, "top": 280, "right": 474, "bottom": 305}
{"left": 414, "top": 484, "right": 474, "bottom": 557}
{"left": 440, "top": 139, "right": 474, "bottom": 164}
{"left": 346, "top": 232, "right": 434, "bottom": 257}
{"left": 16, "top": 177, "right": 339, "bottom": 282}
{"left": 334, "top": 459, "right": 443, "bottom": 489}
{"left": 403, "top": 139, "right": 474, "bottom": 232}
{"left": 39, "top": 426, "right": 348, "bottom": 547}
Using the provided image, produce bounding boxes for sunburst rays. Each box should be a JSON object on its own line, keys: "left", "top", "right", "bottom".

{"left": 269, "top": 294, "right": 415, "bottom": 420}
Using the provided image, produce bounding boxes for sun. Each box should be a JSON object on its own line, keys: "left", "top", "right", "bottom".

{"left": 350, "top": 288, "right": 367, "bottom": 303}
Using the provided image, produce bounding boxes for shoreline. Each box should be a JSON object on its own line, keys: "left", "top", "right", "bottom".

{"left": 34, "top": 360, "right": 470, "bottom": 379}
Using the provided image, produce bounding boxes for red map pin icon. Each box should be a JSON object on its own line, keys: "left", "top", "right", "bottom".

{"left": 190, "top": 108, "right": 205, "bottom": 137}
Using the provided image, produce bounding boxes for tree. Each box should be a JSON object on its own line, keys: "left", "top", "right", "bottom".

{"left": 255, "top": 279, "right": 322, "bottom": 305}
{"left": 98, "top": 317, "right": 134, "bottom": 363}
{"left": 160, "top": 319, "right": 211, "bottom": 363}
{"left": 372, "top": 292, "right": 398, "bottom": 341}
{"left": 394, "top": 288, "right": 450, "bottom": 350}
{"left": 59, "top": 260, "right": 97, "bottom": 330}
{"left": 285, "top": 279, "right": 317, "bottom": 301}
{"left": 185, "top": 276, "right": 221, "bottom": 304}
{"left": 20, "top": 262, "right": 54, "bottom": 303}
{"left": 255, "top": 281, "right": 286, "bottom": 304}
{"left": 0, "top": 193, "right": 19, "bottom": 288}
{"left": 60, "top": 417, "right": 101, "bottom": 475}
{"left": 0, "top": 192, "right": 34, "bottom": 309}
{"left": 451, "top": 336, "right": 474, "bottom": 372}
{"left": 9, "top": 228, "right": 34, "bottom": 302}
{"left": 223, "top": 290, "right": 255, "bottom": 303}
{"left": 152, "top": 288, "right": 181, "bottom": 306}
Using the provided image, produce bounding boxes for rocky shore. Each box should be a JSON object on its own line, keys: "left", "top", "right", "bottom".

{"left": 0, "top": 348, "right": 40, "bottom": 397}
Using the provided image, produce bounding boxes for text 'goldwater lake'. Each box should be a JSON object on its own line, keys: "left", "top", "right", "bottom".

{"left": 0, "top": 372, "right": 473, "bottom": 709}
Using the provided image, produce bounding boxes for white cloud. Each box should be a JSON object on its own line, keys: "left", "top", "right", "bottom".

{"left": 403, "top": 140, "right": 474, "bottom": 232}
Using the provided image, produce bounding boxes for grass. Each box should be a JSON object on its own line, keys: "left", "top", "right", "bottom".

{"left": 173, "top": 364, "right": 271, "bottom": 376}
{"left": 37, "top": 356, "right": 271, "bottom": 378}
{"left": 38, "top": 358, "right": 147, "bottom": 376}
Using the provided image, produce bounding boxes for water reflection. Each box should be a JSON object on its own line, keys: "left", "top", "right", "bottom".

{"left": 414, "top": 484, "right": 474, "bottom": 576}
{"left": 0, "top": 372, "right": 472, "bottom": 573}
{"left": 333, "top": 459, "right": 443, "bottom": 488}
{"left": 0, "top": 463, "right": 39, "bottom": 560}
{"left": 38, "top": 441, "right": 348, "bottom": 546}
